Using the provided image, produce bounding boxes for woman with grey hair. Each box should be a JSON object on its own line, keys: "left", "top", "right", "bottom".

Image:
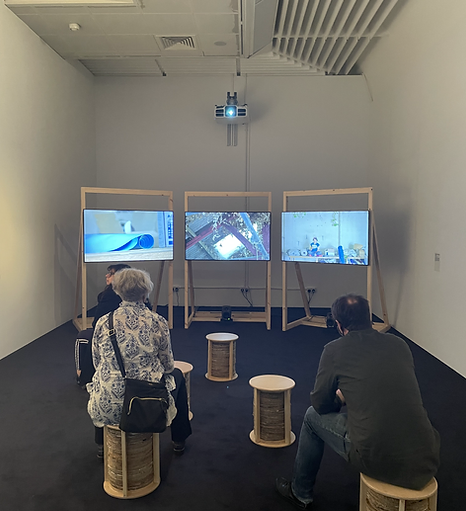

{"left": 87, "top": 268, "right": 191, "bottom": 456}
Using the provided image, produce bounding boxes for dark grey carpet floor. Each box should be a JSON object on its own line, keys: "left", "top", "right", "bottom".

{"left": 0, "top": 307, "right": 462, "bottom": 511}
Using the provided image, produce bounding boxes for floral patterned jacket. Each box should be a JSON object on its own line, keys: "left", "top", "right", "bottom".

{"left": 87, "top": 301, "right": 176, "bottom": 428}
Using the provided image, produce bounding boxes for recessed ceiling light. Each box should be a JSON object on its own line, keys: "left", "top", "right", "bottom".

{"left": 69, "top": 23, "right": 81, "bottom": 31}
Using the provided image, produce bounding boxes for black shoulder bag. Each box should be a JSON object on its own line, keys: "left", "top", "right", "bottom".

{"left": 108, "top": 311, "right": 169, "bottom": 433}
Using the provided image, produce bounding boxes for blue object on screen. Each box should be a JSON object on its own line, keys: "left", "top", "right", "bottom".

{"left": 338, "top": 245, "right": 345, "bottom": 264}
{"left": 281, "top": 211, "right": 370, "bottom": 265}
{"left": 84, "top": 233, "right": 155, "bottom": 253}
{"left": 83, "top": 209, "right": 174, "bottom": 263}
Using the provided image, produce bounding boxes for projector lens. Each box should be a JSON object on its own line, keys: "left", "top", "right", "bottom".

{"left": 225, "top": 106, "right": 237, "bottom": 117}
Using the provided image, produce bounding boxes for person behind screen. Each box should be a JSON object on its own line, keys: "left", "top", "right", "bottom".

{"left": 92, "top": 263, "right": 132, "bottom": 327}
{"left": 276, "top": 294, "right": 440, "bottom": 509}
{"left": 75, "top": 264, "right": 131, "bottom": 387}
{"left": 87, "top": 268, "right": 192, "bottom": 458}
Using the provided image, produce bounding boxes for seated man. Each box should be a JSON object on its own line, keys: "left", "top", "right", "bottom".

{"left": 276, "top": 294, "right": 440, "bottom": 509}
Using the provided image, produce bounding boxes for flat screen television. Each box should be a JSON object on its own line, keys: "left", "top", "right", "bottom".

{"left": 281, "top": 211, "right": 370, "bottom": 265}
{"left": 83, "top": 209, "right": 174, "bottom": 263}
{"left": 185, "top": 211, "right": 271, "bottom": 261}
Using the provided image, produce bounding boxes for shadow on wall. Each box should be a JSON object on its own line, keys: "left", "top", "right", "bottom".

{"left": 376, "top": 203, "right": 410, "bottom": 326}
{"left": 54, "top": 224, "right": 77, "bottom": 324}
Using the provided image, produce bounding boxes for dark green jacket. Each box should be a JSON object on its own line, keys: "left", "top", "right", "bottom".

{"left": 311, "top": 328, "right": 440, "bottom": 490}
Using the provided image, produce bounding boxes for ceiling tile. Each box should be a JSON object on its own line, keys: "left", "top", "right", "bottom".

{"left": 80, "top": 57, "right": 164, "bottom": 76}
{"left": 142, "top": 13, "right": 197, "bottom": 34}
{"left": 191, "top": 0, "right": 238, "bottom": 14}
{"left": 8, "top": 6, "right": 37, "bottom": 14}
{"left": 67, "top": 34, "right": 118, "bottom": 55}
{"left": 40, "top": 34, "right": 76, "bottom": 57}
{"left": 108, "top": 34, "right": 161, "bottom": 54}
{"left": 15, "top": 13, "right": 53, "bottom": 34}
{"left": 30, "top": 6, "right": 89, "bottom": 15}
{"left": 140, "top": 0, "right": 192, "bottom": 14}
{"left": 157, "top": 56, "right": 236, "bottom": 74}
{"left": 197, "top": 33, "right": 238, "bottom": 56}
{"left": 88, "top": 5, "right": 140, "bottom": 14}
{"left": 91, "top": 13, "right": 148, "bottom": 34}
{"left": 194, "top": 13, "right": 238, "bottom": 34}
{"left": 41, "top": 14, "right": 104, "bottom": 35}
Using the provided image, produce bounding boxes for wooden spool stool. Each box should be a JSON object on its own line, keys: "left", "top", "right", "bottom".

{"left": 249, "top": 374, "right": 296, "bottom": 448}
{"left": 359, "top": 473, "right": 438, "bottom": 511}
{"left": 103, "top": 425, "right": 160, "bottom": 499}
{"left": 174, "top": 360, "right": 194, "bottom": 420}
{"left": 205, "top": 332, "right": 238, "bottom": 382}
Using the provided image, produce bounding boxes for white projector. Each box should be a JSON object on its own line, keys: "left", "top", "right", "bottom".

{"left": 215, "top": 92, "right": 249, "bottom": 124}
{"left": 214, "top": 104, "right": 249, "bottom": 124}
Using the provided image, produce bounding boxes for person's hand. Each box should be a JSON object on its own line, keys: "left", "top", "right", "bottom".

{"left": 336, "top": 389, "right": 346, "bottom": 405}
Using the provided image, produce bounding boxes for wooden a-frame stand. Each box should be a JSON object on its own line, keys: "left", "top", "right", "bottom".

{"left": 184, "top": 191, "right": 272, "bottom": 329}
{"left": 282, "top": 188, "right": 389, "bottom": 332}
{"left": 73, "top": 187, "right": 174, "bottom": 331}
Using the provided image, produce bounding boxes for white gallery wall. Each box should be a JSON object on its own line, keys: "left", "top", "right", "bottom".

{"left": 361, "top": 0, "right": 466, "bottom": 375}
{"left": 0, "top": 5, "right": 95, "bottom": 360}
{"left": 95, "top": 75, "right": 372, "bottom": 309}
{"left": 4, "top": 0, "right": 465, "bottom": 379}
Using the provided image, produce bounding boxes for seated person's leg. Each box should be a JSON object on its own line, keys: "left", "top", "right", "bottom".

{"left": 279, "top": 406, "right": 351, "bottom": 506}
{"left": 95, "top": 426, "right": 104, "bottom": 459}
{"left": 169, "top": 368, "right": 192, "bottom": 450}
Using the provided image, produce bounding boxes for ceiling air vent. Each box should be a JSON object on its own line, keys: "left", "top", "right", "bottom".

{"left": 159, "top": 36, "right": 196, "bottom": 51}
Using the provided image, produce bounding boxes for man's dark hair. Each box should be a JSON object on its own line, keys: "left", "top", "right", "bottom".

{"left": 107, "top": 263, "right": 131, "bottom": 273}
{"left": 331, "top": 294, "right": 372, "bottom": 332}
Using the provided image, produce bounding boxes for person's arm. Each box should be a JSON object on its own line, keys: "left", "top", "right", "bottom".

{"left": 156, "top": 316, "right": 175, "bottom": 373}
{"left": 310, "top": 344, "right": 342, "bottom": 414}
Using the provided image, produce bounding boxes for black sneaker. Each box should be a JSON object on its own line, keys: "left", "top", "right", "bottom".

{"left": 275, "top": 477, "right": 313, "bottom": 510}
{"left": 172, "top": 441, "right": 185, "bottom": 454}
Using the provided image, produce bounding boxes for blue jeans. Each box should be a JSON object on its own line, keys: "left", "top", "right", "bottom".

{"left": 291, "top": 406, "right": 351, "bottom": 504}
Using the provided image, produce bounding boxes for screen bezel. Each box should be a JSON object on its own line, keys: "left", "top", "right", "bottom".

{"left": 281, "top": 210, "right": 370, "bottom": 266}
{"left": 83, "top": 208, "right": 174, "bottom": 263}
{"left": 185, "top": 211, "right": 272, "bottom": 262}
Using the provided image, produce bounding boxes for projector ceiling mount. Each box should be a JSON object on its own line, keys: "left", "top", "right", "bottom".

{"left": 215, "top": 92, "right": 249, "bottom": 125}
{"left": 215, "top": 92, "right": 249, "bottom": 146}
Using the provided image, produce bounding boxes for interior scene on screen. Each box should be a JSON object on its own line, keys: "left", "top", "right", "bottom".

{"left": 83, "top": 209, "right": 174, "bottom": 263}
{"left": 281, "top": 211, "right": 369, "bottom": 265}
{"left": 185, "top": 212, "right": 271, "bottom": 261}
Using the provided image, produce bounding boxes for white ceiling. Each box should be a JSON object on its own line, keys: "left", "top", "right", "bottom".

{"left": 5, "top": 0, "right": 405, "bottom": 77}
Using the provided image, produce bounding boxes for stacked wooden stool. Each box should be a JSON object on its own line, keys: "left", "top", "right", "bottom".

{"left": 205, "top": 332, "right": 238, "bottom": 382}
{"left": 249, "top": 374, "right": 296, "bottom": 448}
{"left": 359, "top": 473, "right": 438, "bottom": 511}
{"left": 103, "top": 425, "right": 160, "bottom": 499}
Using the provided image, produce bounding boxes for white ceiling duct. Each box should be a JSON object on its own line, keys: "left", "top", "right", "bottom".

{"left": 241, "top": 0, "right": 280, "bottom": 58}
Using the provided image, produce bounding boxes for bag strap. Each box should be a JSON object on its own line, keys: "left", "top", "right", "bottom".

{"left": 108, "top": 311, "right": 126, "bottom": 378}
